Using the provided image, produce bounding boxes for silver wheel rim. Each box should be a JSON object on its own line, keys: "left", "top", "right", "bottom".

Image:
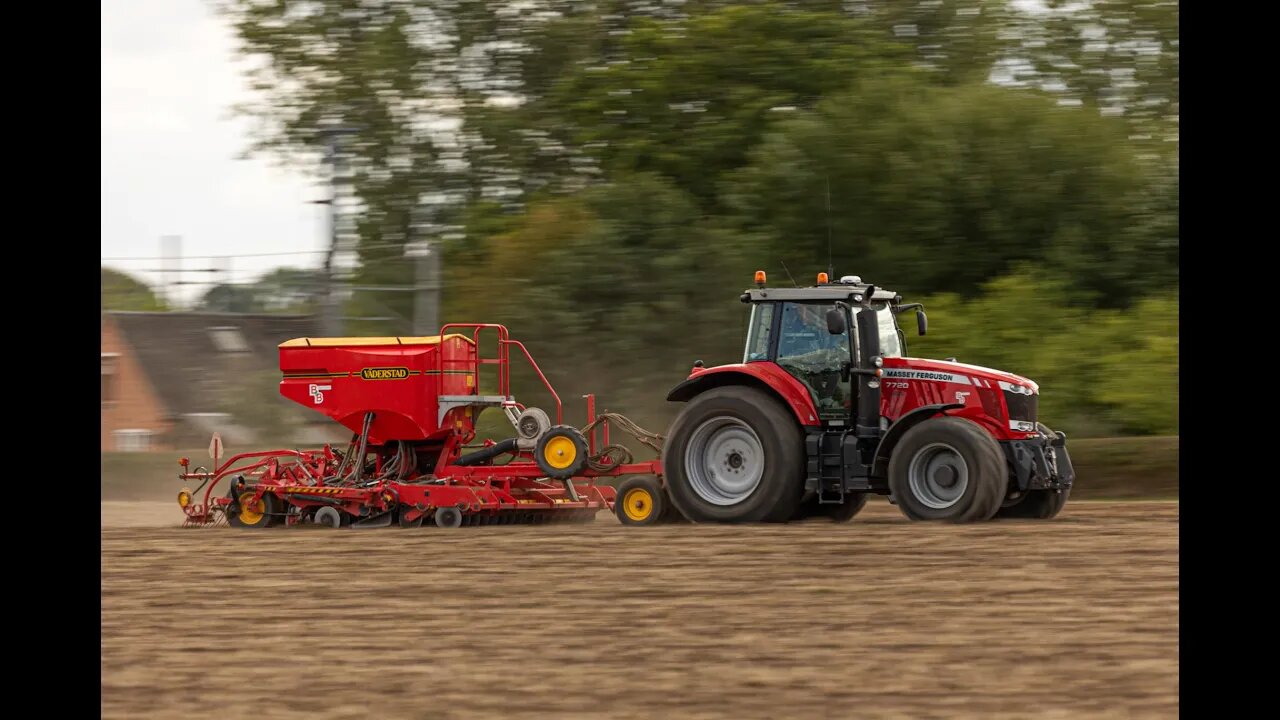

{"left": 907, "top": 443, "right": 969, "bottom": 509}
{"left": 684, "top": 416, "right": 765, "bottom": 506}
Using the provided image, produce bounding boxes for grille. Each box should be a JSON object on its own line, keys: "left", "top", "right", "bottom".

{"left": 1003, "top": 390, "right": 1039, "bottom": 423}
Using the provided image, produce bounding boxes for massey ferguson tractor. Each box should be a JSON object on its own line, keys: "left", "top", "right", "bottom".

{"left": 175, "top": 272, "right": 1072, "bottom": 529}
{"left": 645, "top": 271, "right": 1075, "bottom": 526}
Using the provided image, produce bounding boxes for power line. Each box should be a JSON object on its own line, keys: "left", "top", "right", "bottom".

{"left": 101, "top": 241, "right": 412, "bottom": 262}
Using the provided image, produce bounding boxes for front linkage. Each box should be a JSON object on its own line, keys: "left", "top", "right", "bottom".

{"left": 1003, "top": 423, "right": 1075, "bottom": 493}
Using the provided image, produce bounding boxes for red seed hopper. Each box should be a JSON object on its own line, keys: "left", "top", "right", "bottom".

{"left": 175, "top": 324, "right": 665, "bottom": 529}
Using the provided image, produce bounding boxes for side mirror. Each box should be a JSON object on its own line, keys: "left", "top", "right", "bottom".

{"left": 825, "top": 308, "right": 847, "bottom": 335}
{"left": 916, "top": 309, "right": 927, "bottom": 336}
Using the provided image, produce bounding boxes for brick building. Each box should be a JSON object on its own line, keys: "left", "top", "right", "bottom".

{"left": 101, "top": 312, "right": 343, "bottom": 452}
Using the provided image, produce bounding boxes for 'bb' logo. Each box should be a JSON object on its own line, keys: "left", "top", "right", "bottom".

{"left": 309, "top": 384, "right": 332, "bottom": 404}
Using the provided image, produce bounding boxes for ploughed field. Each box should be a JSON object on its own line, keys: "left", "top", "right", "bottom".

{"left": 102, "top": 498, "right": 1177, "bottom": 719}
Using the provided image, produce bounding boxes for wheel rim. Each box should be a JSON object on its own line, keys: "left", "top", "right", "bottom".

{"left": 316, "top": 507, "right": 340, "bottom": 527}
{"left": 907, "top": 443, "right": 969, "bottom": 510}
{"left": 684, "top": 416, "right": 765, "bottom": 506}
{"left": 543, "top": 436, "right": 577, "bottom": 470}
{"left": 238, "top": 495, "right": 265, "bottom": 525}
{"left": 622, "top": 488, "right": 654, "bottom": 522}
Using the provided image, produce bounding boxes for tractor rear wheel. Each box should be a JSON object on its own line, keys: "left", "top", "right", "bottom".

{"left": 995, "top": 488, "right": 1070, "bottom": 519}
{"left": 888, "top": 417, "right": 1005, "bottom": 523}
{"left": 660, "top": 495, "right": 689, "bottom": 523}
{"left": 663, "top": 385, "right": 805, "bottom": 523}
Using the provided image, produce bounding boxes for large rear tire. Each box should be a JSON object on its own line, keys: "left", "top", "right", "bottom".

{"left": 888, "top": 417, "right": 1005, "bottom": 523}
{"left": 995, "top": 488, "right": 1070, "bottom": 519}
{"left": 663, "top": 385, "right": 805, "bottom": 523}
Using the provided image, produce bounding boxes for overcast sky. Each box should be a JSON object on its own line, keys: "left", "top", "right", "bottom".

{"left": 101, "top": 0, "right": 323, "bottom": 304}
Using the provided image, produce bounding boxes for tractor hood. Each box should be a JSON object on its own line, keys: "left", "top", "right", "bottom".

{"left": 887, "top": 357, "right": 1039, "bottom": 394}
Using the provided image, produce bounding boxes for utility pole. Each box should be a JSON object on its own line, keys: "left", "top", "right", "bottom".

{"left": 161, "top": 235, "right": 181, "bottom": 309}
{"left": 315, "top": 126, "right": 358, "bottom": 336}
{"left": 405, "top": 239, "right": 440, "bottom": 335}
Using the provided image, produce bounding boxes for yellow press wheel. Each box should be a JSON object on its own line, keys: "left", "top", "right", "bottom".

{"left": 227, "top": 488, "right": 282, "bottom": 529}
{"left": 534, "top": 425, "right": 589, "bottom": 479}
{"left": 615, "top": 476, "right": 668, "bottom": 526}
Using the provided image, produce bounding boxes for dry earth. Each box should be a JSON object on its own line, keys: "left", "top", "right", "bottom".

{"left": 102, "top": 497, "right": 1177, "bottom": 719}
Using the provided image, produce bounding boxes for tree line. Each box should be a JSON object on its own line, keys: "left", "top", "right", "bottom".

{"left": 108, "top": 1, "right": 1179, "bottom": 436}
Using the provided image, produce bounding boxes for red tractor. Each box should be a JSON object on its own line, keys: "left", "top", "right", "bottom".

{"left": 620, "top": 270, "right": 1074, "bottom": 525}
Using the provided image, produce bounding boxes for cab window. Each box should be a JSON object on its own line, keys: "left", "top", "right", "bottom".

{"left": 776, "top": 302, "right": 851, "bottom": 418}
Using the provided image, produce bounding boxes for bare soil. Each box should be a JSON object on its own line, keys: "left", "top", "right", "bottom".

{"left": 101, "top": 498, "right": 1177, "bottom": 719}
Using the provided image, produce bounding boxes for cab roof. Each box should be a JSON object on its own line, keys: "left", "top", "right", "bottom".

{"left": 741, "top": 284, "right": 901, "bottom": 304}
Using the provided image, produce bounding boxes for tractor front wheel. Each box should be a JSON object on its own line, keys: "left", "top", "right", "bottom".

{"left": 663, "top": 385, "right": 805, "bottom": 523}
{"left": 888, "top": 417, "right": 1005, "bottom": 523}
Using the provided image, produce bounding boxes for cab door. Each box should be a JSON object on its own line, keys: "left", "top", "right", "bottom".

{"left": 774, "top": 302, "right": 853, "bottom": 422}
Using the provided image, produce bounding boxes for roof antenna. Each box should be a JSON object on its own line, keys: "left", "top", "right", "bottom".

{"left": 825, "top": 175, "right": 836, "bottom": 281}
{"left": 779, "top": 259, "right": 798, "bottom": 287}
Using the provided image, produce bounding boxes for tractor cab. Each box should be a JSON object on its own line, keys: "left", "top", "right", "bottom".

{"left": 739, "top": 272, "right": 924, "bottom": 425}
{"left": 662, "top": 268, "right": 1072, "bottom": 526}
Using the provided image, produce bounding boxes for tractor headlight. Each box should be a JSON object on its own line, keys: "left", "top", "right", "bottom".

{"left": 872, "top": 356, "right": 883, "bottom": 368}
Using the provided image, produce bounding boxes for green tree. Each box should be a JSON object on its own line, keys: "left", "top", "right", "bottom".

{"left": 909, "top": 270, "right": 1177, "bottom": 436}
{"left": 101, "top": 267, "right": 167, "bottom": 311}
{"left": 444, "top": 173, "right": 760, "bottom": 419}
{"left": 725, "top": 74, "right": 1174, "bottom": 307}
{"left": 995, "top": 0, "right": 1179, "bottom": 145}
{"left": 197, "top": 268, "right": 325, "bottom": 314}
{"left": 543, "top": 4, "right": 913, "bottom": 208}
{"left": 198, "top": 284, "right": 261, "bottom": 314}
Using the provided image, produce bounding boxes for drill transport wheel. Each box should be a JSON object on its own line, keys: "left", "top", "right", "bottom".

{"left": 615, "top": 476, "right": 668, "bottom": 526}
